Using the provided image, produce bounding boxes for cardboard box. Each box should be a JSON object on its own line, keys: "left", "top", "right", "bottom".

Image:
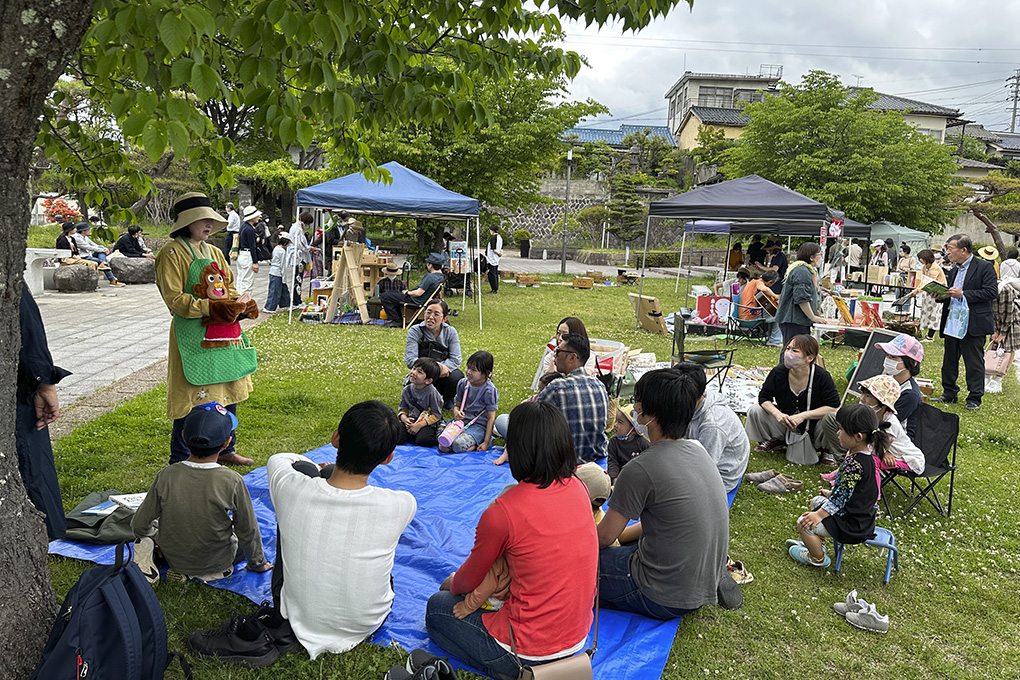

{"left": 865, "top": 266, "right": 888, "bottom": 285}
{"left": 627, "top": 293, "right": 669, "bottom": 334}
{"left": 585, "top": 269, "right": 608, "bottom": 283}
{"left": 572, "top": 277, "right": 594, "bottom": 289}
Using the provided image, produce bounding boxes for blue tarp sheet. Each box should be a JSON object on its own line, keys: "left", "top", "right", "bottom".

{"left": 295, "top": 162, "right": 480, "bottom": 219}
{"left": 50, "top": 445, "right": 743, "bottom": 678}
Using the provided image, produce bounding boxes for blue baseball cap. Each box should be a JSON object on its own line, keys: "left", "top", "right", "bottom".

{"left": 182, "top": 402, "right": 237, "bottom": 452}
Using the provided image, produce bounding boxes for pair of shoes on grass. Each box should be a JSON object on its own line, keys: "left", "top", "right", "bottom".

{"left": 833, "top": 590, "right": 889, "bottom": 633}
{"left": 189, "top": 601, "right": 302, "bottom": 667}
{"left": 747, "top": 469, "right": 803, "bottom": 494}
{"left": 385, "top": 649, "right": 457, "bottom": 679}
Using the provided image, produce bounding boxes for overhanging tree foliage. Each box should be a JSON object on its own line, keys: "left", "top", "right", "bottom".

{"left": 722, "top": 70, "right": 957, "bottom": 233}
{"left": 1, "top": 0, "right": 693, "bottom": 674}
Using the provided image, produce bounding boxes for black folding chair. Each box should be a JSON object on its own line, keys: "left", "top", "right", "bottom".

{"left": 880, "top": 403, "right": 958, "bottom": 518}
{"left": 671, "top": 314, "right": 734, "bottom": 391}
{"left": 725, "top": 300, "right": 769, "bottom": 346}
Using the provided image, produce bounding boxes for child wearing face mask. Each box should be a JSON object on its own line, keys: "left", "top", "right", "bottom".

{"left": 607, "top": 404, "right": 649, "bottom": 483}
{"left": 821, "top": 375, "right": 924, "bottom": 483}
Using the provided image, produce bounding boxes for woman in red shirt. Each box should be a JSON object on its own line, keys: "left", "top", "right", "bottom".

{"left": 425, "top": 401, "right": 598, "bottom": 679}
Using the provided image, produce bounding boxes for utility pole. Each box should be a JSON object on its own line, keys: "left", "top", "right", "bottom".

{"left": 1008, "top": 70, "right": 1020, "bottom": 133}
{"left": 560, "top": 148, "right": 572, "bottom": 275}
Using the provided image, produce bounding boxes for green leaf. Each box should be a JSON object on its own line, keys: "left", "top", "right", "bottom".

{"left": 295, "top": 119, "right": 313, "bottom": 148}
{"left": 129, "top": 50, "right": 149, "bottom": 81}
{"left": 141, "top": 119, "right": 168, "bottom": 161}
{"left": 170, "top": 57, "right": 195, "bottom": 86}
{"left": 181, "top": 5, "right": 216, "bottom": 37}
{"left": 114, "top": 6, "right": 136, "bottom": 35}
{"left": 191, "top": 63, "right": 219, "bottom": 101}
{"left": 159, "top": 13, "right": 190, "bottom": 57}
{"left": 167, "top": 120, "right": 190, "bottom": 156}
{"left": 278, "top": 116, "right": 296, "bottom": 145}
{"left": 121, "top": 113, "right": 149, "bottom": 137}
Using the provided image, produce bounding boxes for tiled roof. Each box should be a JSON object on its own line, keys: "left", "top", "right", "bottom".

{"left": 953, "top": 157, "right": 1004, "bottom": 169}
{"left": 850, "top": 87, "right": 960, "bottom": 117}
{"left": 992, "top": 136, "right": 1020, "bottom": 150}
{"left": 945, "top": 124, "right": 1003, "bottom": 142}
{"left": 562, "top": 124, "right": 676, "bottom": 147}
{"left": 688, "top": 106, "right": 751, "bottom": 127}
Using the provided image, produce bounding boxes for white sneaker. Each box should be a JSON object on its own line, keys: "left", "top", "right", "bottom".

{"left": 845, "top": 602, "right": 889, "bottom": 633}
{"left": 261, "top": 307, "right": 276, "bottom": 314}
{"left": 133, "top": 537, "right": 159, "bottom": 586}
{"left": 833, "top": 589, "right": 870, "bottom": 616}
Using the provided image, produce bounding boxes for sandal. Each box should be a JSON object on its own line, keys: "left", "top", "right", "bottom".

{"left": 754, "top": 438, "right": 786, "bottom": 453}
{"left": 218, "top": 452, "right": 254, "bottom": 466}
{"left": 745, "top": 469, "right": 778, "bottom": 484}
{"left": 758, "top": 475, "right": 803, "bottom": 494}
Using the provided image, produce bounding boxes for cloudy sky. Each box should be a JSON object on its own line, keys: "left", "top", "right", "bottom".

{"left": 557, "top": 0, "right": 1020, "bottom": 132}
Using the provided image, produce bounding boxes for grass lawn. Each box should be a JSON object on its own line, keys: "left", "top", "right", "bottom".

{"left": 48, "top": 275, "right": 1020, "bottom": 679}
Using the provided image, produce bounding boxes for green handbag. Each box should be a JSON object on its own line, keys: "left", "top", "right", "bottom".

{"left": 64, "top": 490, "right": 136, "bottom": 545}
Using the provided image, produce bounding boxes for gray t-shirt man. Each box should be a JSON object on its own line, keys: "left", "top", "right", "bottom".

{"left": 608, "top": 438, "right": 729, "bottom": 610}
{"left": 686, "top": 388, "right": 750, "bottom": 492}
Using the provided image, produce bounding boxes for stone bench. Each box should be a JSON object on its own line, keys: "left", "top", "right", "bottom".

{"left": 109, "top": 256, "right": 155, "bottom": 284}
{"left": 25, "top": 248, "right": 70, "bottom": 295}
{"left": 53, "top": 264, "right": 99, "bottom": 293}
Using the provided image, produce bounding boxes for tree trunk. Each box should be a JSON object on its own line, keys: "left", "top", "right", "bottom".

{"left": 0, "top": 1, "right": 93, "bottom": 677}
{"left": 971, "top": 209, "right": 1008, "bottom": 255}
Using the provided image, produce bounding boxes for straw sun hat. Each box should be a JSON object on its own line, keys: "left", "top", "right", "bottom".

{"left": 170, "top": 192, "right": 227, "bottom": 237}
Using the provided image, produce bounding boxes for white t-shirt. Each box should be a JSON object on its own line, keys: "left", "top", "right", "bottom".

{"left": 486, "top": 234, "right": 503, "bottom": 267}
{"left": 881, "top": 413, "right": 924, "bottom": 474}
{"left": 267, "top": 453, "right": 416, "bottom": 659}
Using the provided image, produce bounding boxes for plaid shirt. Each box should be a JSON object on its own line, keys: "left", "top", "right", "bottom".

{"left": 538, "top": 367, "right": 608, "bottom": 462}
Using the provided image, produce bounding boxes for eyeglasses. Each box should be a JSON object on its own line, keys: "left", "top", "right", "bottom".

{"left": 424, "top": 310, "right": 444, "bottom": 318}
{"left": 554, "top": 348, "right": 576, "bottom": 357}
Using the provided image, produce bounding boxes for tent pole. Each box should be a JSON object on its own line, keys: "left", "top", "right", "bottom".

{"left": 675, "top": 231, "right": 685, "bottom": 294}
{"left": 476, "top": 217, "right": 483, "bottom": 330}
{"left": 462, "top": 219, "right": 467, "bottom": 312}
{"left": 723, "top": 233, "right": 732, "bottom": 279}
{"left": 636, "top": 215, "right": 652, "bottom": 331}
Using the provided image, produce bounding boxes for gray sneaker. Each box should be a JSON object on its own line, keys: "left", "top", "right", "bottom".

{"left": 833, "top": 589, "right": 870, "bottom": 616}
{"left": 845, "top": 602, "right": 889, "bottom": 633}
{"left": 745, "top": 469, "right": 777, "bottom": 484}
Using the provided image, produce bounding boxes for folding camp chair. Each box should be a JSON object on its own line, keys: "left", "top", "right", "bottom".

{"left": 726, "top": 295, "right": 769, "bottom": 346}
{"left": 671, "top": 314, "right": 734, "bottom": 391}
{"left": 880, "top": 403, "right": 958, "bottom": 518}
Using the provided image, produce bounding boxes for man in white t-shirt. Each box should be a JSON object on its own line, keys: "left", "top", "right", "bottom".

{"left": 223, "top": 202, "right": 241, "bottom": 261}
{"left": 485, "top": 225, "right": 503, "bottom": 294}
{"left": 266, "top": 401, "right": 416, "bottom": 659}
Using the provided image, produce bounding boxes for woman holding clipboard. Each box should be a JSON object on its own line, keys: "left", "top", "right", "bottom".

{"left": 907, "top": 249, "right": 948, "bottom": 342}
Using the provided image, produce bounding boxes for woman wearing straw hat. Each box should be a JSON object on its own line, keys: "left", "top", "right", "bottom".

{"left": 155, "top": 192, "right": 258, "bottom": 465}
{"left": 978, "top": 245, "right": 1000, "bottom": 278}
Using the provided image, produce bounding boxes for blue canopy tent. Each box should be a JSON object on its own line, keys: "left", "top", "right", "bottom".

{"left": 295, "top": 162, "right": 484, "bottom": 327}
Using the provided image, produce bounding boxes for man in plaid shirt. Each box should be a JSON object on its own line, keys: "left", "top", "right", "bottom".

{"left": 538, "top": 333, "right": 609, "bottom": 462}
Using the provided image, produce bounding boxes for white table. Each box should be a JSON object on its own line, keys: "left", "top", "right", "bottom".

{"left": 24, "top": 248, "right": 70, "bottom": 296}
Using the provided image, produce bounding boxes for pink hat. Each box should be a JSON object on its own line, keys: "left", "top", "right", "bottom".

{"left": 859, "top": 375, "right": 901, "bottom": 414}
{"left": 875, "top": 333, "right": 924, "bottom": 364}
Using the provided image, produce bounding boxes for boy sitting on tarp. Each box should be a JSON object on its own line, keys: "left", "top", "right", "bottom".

{"left": 265, "top": 401, "right": 417, "bottom": 659}
{"left": 131, "top": 402, "right": 272, "bottom": 585}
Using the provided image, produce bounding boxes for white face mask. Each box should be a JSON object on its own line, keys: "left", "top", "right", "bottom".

{"left": 882, "top": 357, "right": 901, "bottom": 376}
{"left": 633, "top": 419, "right": 649, "bottom": 438}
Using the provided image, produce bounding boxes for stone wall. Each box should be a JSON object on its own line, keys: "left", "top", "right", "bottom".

{"left": 493, "top": 179, "right": 680, "bottom": 249}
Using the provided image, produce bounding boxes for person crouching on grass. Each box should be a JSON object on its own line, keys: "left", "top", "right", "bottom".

{"left": 788, "top": 403, "right": 884, "bottom": 568}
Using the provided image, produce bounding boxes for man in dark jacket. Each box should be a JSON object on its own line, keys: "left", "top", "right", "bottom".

{"left": 939, "top": 233, "right": 999, "bottom": 410}
{"left": 112, "top": 225, "right": 154, "bottom": 258}
{"left": 17, "top": 281, "right": 71, "bottom": 539}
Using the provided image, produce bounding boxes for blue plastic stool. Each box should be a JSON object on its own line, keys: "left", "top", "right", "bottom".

{"left": 833, "top": 527, "right": 899, "bottom": 584}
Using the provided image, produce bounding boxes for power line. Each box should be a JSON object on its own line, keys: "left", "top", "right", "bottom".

{"left": 563, "top": 35, "right": 1020, "bottom": 53}
{"left": 560, "top": 37, "right": 1020, "bottom": 66}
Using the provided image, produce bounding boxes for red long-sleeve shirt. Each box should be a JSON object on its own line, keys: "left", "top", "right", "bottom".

{"left": 451, "top": 476, "right": 598, "bottom": 659}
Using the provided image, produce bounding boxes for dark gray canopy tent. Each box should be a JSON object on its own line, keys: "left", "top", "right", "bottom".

{"left": 639, "top": 175, "right": 871, "bottom": 322}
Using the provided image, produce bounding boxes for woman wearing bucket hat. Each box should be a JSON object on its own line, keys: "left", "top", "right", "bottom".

{"left": 155, "top": 192, "right": 258, "bottom": 466}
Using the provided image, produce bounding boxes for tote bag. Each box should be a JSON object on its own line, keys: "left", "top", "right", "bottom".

{"left": 944, "top": 295, "right": 969, "bottom": 339}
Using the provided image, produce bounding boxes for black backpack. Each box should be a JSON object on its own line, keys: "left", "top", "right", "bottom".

{"left": 32, "top": 542, "right": 191, "bottom": 680}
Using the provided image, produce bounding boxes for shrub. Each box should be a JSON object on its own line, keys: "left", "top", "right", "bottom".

{"left": 513, "top": 228, "right": 531, "bottom": 242}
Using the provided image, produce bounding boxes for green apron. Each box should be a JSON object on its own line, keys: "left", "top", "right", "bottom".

{"left": 174, "top": 240, "right": 258, "bottom": 386}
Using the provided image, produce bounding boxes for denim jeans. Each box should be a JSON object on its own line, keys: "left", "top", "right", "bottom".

{"left": 445, "top": 420, "right": 488, "bottom": 453}
{"left": 85, "top": 253, "right": 116, "bottom": 282}
{"left": 598, "top": 545, "right": 693, "bottom": 620}
{"left": 265, "top": 275, "right": 289, "bottom": 311}
{"left": 425, "top": 591, "right": 523, "bottom": 680}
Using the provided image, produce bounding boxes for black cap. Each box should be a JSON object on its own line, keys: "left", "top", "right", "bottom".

{"left": 182, "top": 402, "right": 237, "bottom": 454}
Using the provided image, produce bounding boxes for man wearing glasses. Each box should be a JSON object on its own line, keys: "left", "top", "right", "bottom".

{"left": 938, "top": 234, "right": 997, "bottom": 410}
{"left": 538, "top": 333, "right": 609, "bottom": 462}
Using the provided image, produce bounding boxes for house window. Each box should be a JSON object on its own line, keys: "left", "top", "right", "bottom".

{"left": 735, "top": 90, "right": 765, "bottom": 105}
{"left": 915, "top": 128, "right": 943, "bottom": 141}
{"left": 698, "top": 87, "right": 733, "bottom": 108}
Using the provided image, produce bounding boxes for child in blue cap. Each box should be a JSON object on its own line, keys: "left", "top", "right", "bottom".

{"left": 131, "top": 401, "right": 272, "bottom": 585}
